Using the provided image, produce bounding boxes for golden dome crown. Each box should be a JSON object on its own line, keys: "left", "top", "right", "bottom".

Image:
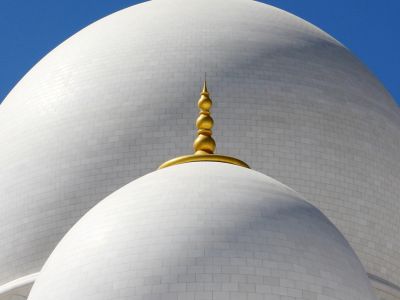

{"left": 158, "top": 80, "right": 249, "bottom": 169}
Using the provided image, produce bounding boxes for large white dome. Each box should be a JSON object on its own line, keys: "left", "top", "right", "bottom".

{"left": 0, "top": 0, "right": 399, "bottom": 298}
{"left": 28, "top": 162, "right": 377, "bottom": 300}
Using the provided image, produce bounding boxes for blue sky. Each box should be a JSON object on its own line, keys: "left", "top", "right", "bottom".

{"left": 0, "top": 0, "right": 399, "bottom": 104}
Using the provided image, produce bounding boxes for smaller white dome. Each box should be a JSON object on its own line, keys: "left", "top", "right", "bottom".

{"left": 28, "top": 162, "right": 377, "bottom": 300}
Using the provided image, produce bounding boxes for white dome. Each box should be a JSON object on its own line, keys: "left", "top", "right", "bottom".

{"left": 0, "top": 0, "right": 399, "bottom": 296}
{"left": 28, "top": 162, "right": 377, "bottom": 300}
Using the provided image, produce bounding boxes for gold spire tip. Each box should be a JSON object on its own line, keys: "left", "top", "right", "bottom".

{"left": 202, "top": 78, "right": 208, "bottom": 93}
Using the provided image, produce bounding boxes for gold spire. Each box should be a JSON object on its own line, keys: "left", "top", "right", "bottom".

{"left": 158, "top": 80, "right": 250, "bottom": 169}
{"left": 193, "top": 80, "right": 216, "bottom": 155}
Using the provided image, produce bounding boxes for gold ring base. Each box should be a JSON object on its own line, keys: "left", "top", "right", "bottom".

{"left": 158, "top": 154, "right": 250, "bottom": 169}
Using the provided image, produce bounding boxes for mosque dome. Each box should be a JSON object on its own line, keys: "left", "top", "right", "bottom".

{"left": 0, "top": 0, "right": 399, "bottom": 298}
{"left": 28, "top": 162, "right": 377, "bottom": 300}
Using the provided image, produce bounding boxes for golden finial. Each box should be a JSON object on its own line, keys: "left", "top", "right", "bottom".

{"left": 193, "top": 80, "right": 216, "bottom": 155}
{"left": 158, "top": 79, "right": 250, "bottom": 169}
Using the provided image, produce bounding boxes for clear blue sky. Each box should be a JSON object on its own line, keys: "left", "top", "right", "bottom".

{"left": 0, "top": 0, "right": 399, "bottom": 104}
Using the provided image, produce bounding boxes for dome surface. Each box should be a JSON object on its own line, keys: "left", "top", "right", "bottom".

{"left": 0, "top": 0, "right": 399, "bottom": 296}
{"left": 28, "top": 162, "right": 377, "bottom": 300}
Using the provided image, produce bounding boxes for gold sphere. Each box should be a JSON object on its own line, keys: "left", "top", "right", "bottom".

{"left": 193, "top": 134, "right": 216, "bottom": 154}
{"left": 196, "top": 114, "right": 214, "bottom": 130}
{"left": 198, "top": 96, "right": 212, "bottom": 111}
